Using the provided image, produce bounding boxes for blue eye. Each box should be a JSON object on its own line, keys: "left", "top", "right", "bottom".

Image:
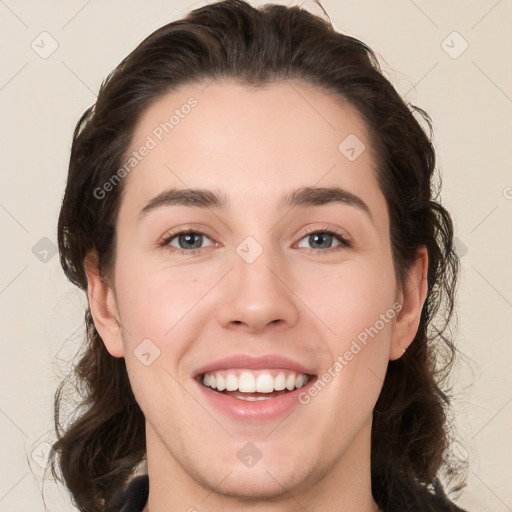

{"left": 165, "top": 231, "right": 213, "bottom": 252}
{"left": 297, "top": 231, "right": 346, "bottom": 250}
{"left": 160, "top": 228, "right": 351, "bottom": 256}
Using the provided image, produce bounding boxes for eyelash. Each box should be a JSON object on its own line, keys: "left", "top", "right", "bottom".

{"left": 159, "top": 226, "right": 352, "bottom": 256}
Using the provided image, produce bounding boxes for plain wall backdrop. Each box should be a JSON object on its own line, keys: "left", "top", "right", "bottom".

{"left": 0, "top": 1, "right": 511, "bottom": 510}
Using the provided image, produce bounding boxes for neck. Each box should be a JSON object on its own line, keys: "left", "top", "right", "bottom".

{"left": 142, "top": 417, "right": 380, "bottom": 512}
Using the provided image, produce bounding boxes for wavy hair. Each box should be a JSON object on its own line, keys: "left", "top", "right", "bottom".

{"left": 48, "top": 1, "right": 463, "bottom": 510}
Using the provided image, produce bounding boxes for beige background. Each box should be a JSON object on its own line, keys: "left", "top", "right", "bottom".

{"left": 0, "top": 0, "right": 511, "bottom": 510}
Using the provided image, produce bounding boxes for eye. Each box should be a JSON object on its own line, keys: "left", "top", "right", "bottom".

{"left": 296, "top": 228, "right": 351, "bottom": 252}
{"left": 161, "top": 230, "right": 215, "bottom": 254}
{"left": 159, "top": 226, "right": 351, "bottom": 256}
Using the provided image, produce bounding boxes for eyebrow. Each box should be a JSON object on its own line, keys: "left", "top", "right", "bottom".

{"left": 138, "top": 186, "right": 372, "bottom": 221}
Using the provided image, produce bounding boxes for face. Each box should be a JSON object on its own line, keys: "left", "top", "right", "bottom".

{"left": 89, "top": 80, "right": 422, "bottom": 504}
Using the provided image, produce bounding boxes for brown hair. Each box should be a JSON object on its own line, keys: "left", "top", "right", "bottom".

{"left": 49, "top": 1, "right": 464, "bottom": 510}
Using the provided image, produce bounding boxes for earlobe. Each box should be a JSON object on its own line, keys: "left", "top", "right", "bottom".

{"left": 84, "top": 251, "right": 125, "bottom": 358}
{"left": 389, "top": 247, "right": 428, "bottom": 361}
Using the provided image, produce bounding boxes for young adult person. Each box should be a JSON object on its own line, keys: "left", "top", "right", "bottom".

{"left": 50, "top": 1, "right": 468, "bottom": 511}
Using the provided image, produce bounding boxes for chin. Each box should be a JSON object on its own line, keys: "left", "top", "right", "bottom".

{"left": 185, "top": 446, "right": 316, "bottom": 502}
{"left": 199, "top": 466, "right": 306, "bottom": 502}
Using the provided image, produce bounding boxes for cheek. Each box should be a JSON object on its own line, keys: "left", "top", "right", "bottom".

{"left": 299, "top": 257, "right": 397, "bottom": 339}
{"left": 113, "top": 253, "right": 205, "bottom": 342}
{"left": 299, "top": 258, "right": 396, "bottom": 401}
{"left": 304, "top": 278, "right": 395, "bottom": 434}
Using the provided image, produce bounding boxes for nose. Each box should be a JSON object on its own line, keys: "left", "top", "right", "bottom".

{"left": 217, "top": 244, "right": 300, "bottom": 334}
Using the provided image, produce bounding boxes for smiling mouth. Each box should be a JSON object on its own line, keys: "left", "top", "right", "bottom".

{"left": 198, "top": 369, "right": 313, "bottom": 401}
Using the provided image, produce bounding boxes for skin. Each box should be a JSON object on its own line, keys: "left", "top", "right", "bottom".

{"left": 86, "top": 80, "right": 428, "bottom": 512}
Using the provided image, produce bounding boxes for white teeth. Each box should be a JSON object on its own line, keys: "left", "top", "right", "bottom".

{"left": 225, "top": 374, "right": 238, "bottom": 392}
{"left": 295, "top": 374, "right": 306, "bottom": 388}
{"left": 239, "top": 372, "right": 256, "bottom": 392}
{"left": 256, "top": 374, "right": 274, "bottom": 393}
{"left": 274, "top": 373, "right": 286, "bottom": 391}
{"left": 202, "top": 370, "right": 310, "bottom": 393}
{"left": 216, "top": 374, "right": 226, "bottom": 391}
{"left": 238, "top": 395, "right": 270, "bottom": 401}
{"left": 285, "top": 374, "right": 295, "bottom": 391}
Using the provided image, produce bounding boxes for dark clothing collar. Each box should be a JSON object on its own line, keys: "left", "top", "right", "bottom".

{"left": 112, "top": 474, "right": 469, "bottom": 512}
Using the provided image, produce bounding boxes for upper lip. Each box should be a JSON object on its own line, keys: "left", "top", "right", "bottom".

{"left": 194, "top": 354, "right": 316, "bottom": 377}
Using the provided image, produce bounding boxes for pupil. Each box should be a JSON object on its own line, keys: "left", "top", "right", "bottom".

{"left": 180, "top": 233, "right": 202, "bottom": 249}
{"left": 310, "top": 233, "right": 332, "bottom": 249}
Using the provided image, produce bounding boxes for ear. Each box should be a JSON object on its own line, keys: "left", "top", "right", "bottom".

{"left": 389, "top": 247, "right": 428, "bottom": 360}
{"left": 84, "top": 250, "right": 125, "bottom": 358}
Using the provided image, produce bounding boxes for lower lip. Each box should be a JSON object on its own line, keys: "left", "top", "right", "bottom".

{"left": 195, "top": 377, "right": 316, "bottom": 422}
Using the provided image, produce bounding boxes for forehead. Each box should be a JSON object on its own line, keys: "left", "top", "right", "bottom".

{"left": 119, "top": 80, "right": 384, "bottom": 221}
